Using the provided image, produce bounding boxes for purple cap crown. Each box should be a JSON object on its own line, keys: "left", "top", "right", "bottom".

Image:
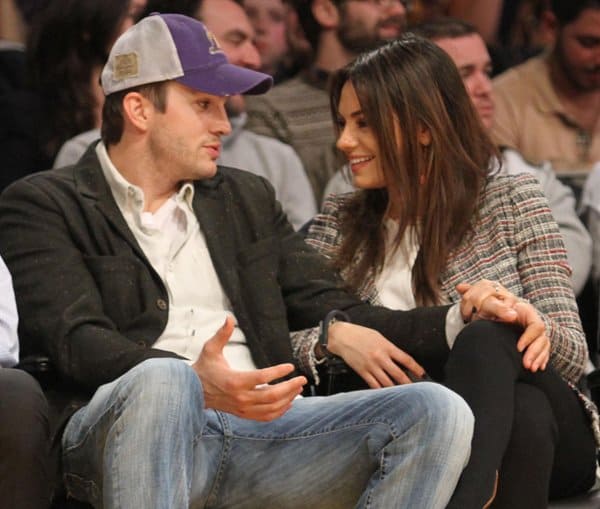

{"left": 101, "top": 13, "right": 273, "bottom": 96}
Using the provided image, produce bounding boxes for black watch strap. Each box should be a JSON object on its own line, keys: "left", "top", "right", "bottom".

{"left": 318, "top": 309, "right": 351, "bottom": 360}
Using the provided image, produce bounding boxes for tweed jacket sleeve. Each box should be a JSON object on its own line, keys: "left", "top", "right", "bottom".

{"left": 441, "top": 174, "right": 587, "bottom": 384}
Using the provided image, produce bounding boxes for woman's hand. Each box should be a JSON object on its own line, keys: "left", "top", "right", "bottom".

{"left": 457, "top": 281, "right": 550, "bottom": 371}
{"left": 457, "top": 279, "right": 519, "bottom": 322}
{"left": 326, "top": 321, "right": 426, "bottom": 388}
{"left": 512, "top": 301, "right": 550, "bottom": 372}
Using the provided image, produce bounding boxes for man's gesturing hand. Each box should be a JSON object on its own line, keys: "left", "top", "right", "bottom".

{"left": 192, "top": 316, "right": 307, "bottom": 421}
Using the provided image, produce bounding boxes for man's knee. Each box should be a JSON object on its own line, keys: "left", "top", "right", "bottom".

{"left": 415, "top": 382, "right": 474, "bottom": 432}
{"left": 385, "top": 383, "right": 474, "bottom": 443}
{"left": 116, "top": 358, "right": 204, "bottom": 420}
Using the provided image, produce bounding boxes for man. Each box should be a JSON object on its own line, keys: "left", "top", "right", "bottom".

{"left": 492, "top": 0, "right": 600, "bottom": 177}
{"left": 54, "top": 0, "right": 317, "bottom": 231}
{"left": 412, "top": 18, "right": 593, "bottom": 297}
{"left": 0, "top": 14, "right": 482, "bottom": 508}
{"left": 325, "top": 17, "right": 593, "bottom": 296}
{"left": 245, "top": 0, "right": 406, "bottom": 202}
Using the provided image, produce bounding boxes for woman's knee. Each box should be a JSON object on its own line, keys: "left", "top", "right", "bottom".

{"left": 451, "top": 320, "right": 523, "bottom": 367}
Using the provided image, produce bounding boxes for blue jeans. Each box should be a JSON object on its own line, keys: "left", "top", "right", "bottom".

{"left": 62, "top": 358, "right": 473, "bottom": 508}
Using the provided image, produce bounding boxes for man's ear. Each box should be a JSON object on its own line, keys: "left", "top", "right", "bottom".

{"left": 122, "top": 92, "right": 153, "bottom": 133}
{"left": 539, "top": 10, "right": 559, "bottom": 46}
{"left": 312, "top": 0, "right": 340, "bottom": 29}
{"left": 418, "top": 126, "right": 431, "bottom": 147}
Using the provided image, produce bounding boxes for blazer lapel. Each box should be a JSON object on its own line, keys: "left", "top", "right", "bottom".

{"left": 73, "top": 147, "right": 148, "bottom": 262}
{"left": 192, "top": 178, "right": 242, "bottom": 304}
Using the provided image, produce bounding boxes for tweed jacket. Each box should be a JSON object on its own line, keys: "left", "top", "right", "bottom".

{"left": 295, "top": 173, "right": 587, "bottom": 385}
{"left": 0, "top": 145, "right": 457, "bottom": 435}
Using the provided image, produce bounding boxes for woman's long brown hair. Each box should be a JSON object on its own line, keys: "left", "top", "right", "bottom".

{"left": 329, "top": 35, "right": 499, "bottom": 305}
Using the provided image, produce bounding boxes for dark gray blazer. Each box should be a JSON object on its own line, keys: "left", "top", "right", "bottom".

{"left": 0, "top": 146, "right": 451, "bottom": 425}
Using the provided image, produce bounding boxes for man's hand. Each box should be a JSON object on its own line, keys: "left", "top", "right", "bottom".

{"left": 192, "top": 316, "right": 307, "bottom": 421}
{"left": 457, "top": 281, "right": 550, "bottom": 371}
{"left": 327, "top": 321, "right": 426, "bottom": 388}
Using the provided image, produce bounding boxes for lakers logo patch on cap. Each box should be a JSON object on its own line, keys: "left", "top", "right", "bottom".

{"left": 204, "top": 28, "right": 223, "bottom": 55}
{"left": 113, "top": 53, "right": 139, "bottom": 81}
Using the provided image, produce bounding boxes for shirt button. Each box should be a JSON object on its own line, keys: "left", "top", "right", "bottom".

{"left": 156, "top": 299, "right": 168, "bottom": 311}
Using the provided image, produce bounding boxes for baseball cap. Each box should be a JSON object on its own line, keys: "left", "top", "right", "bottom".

{"left": 101, "top": 13, "right": 273, "bottom": 96}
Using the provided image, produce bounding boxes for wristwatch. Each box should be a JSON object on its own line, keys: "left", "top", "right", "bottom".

{"left": 317, "top": 309, "right": 351, "bottom": 362}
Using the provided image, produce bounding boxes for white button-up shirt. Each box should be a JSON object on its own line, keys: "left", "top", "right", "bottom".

{"left": 96, "top": 143, "right": 257, "bottom": 370}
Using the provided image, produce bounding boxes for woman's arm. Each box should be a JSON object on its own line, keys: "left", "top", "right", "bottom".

{"left": 510, "top": 174, "right": 588, "bottom": 383}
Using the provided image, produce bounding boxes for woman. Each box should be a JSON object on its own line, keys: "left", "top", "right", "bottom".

{"left": 293, "top": 36, "right": 598, "bottom": 508}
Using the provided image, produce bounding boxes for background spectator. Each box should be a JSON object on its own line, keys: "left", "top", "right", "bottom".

{"left": 240, "top": 0, "right": 301, "bottom": 82}
{"left": 492, "top": 0, "right": 600, "bottom": 187}
{"left": 26, "top": 0, "right": 146, "bottom": 163}
{"left": 0, "top": 0, "right": 50, "bottom": 191}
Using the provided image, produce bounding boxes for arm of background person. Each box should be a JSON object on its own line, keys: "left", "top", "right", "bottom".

{"left": 53, "top": 129, "right": 100, "bottom": 169}
{"left": 580, "top": 164, "right": 600, "bottom": 281}
{"left": 535, "top": 165, "right": 592, "bottom": 294}
{"left": 0, "top": 255, "right": 18, "bottom": 368}
{"left": 265, "top": 138, "right": 317, "bottom": 230}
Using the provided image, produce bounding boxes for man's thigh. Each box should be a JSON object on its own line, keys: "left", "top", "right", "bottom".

{"left": 197, "top": 383, "right": 454, "bottom": 509}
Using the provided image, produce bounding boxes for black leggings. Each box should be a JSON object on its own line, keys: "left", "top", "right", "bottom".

{"left": 443, "top": 320, "right": 597, "bottom": 509}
